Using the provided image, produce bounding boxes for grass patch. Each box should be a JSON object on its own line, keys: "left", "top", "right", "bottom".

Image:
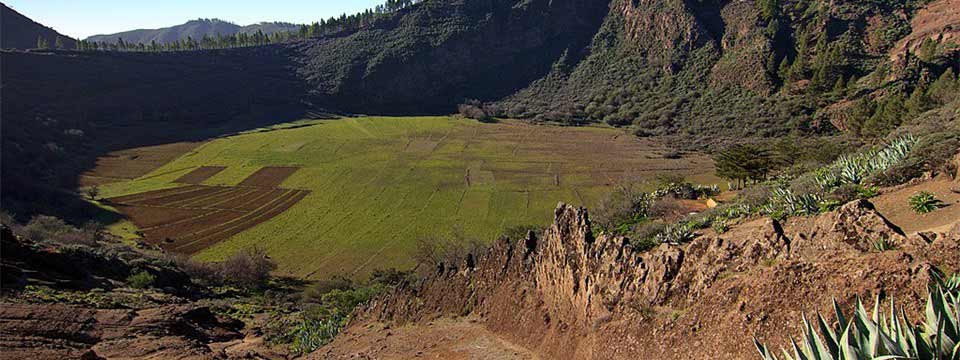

{"left": 98, "top": 116, "right": 719, "bottom": 279}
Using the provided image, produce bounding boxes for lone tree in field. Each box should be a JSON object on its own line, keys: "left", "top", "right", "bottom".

{"left": 84, "top": 185, "right": 101, "bottom": 201}
{"left": 714, "top": 144, "right": 773, "bottom": 189}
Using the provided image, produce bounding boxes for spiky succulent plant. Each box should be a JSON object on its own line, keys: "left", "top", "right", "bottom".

{"left": 910, "top": 191, "right": 944, "bottom": 214}
{"left": 755, "top": 287, "right": 960, "bottom": 360}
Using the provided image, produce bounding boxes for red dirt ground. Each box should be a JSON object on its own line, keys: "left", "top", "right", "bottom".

{"left": 237, "top": 166, "right": 300, "bottom": 187}
{"left": 173, "top": 166, "right": 227, "bottom": 184}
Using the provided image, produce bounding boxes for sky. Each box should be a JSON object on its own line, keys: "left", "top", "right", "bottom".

{"left": 5, "top": 0, "right": 384, "bottom": 39}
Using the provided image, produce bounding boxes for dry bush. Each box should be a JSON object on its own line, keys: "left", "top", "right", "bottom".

{"left": 218, "top": 246, "right": 277, "bottom": 289}
{"left": 413, "top": 226, "right": 484, "bottom": 270}
{"left": 458, "top": 99, "right": 497, "bottom": 123}
{"left": 648, "top": 196, "right": 685, "bottom": 220}
{"left": 592, "top": 181, "right": 650, "bottom": 231}
{"left": 166, "top": 254, "right": 223, "bottom": 286}
{"left": 20, "top": 215, "right": 101, "bottom": 246}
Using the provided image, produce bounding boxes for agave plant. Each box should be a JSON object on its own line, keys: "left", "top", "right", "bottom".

{"left": 933, "top": 272, "right": 960, "bottom": 296}
{"left": 655, "top": 223, "right": 695, "bottom": 244}
{"left": 755, "top": 287, "right": 960, "bottom": 360}
{"left": 818, "top": 136, "right": 918, "bottom": 190}
{"left": 767, "top": 187, "right": 822, "bottom": 216}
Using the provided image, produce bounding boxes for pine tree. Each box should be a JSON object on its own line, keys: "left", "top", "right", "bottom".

{"left": 928, "top": 68, "right": 959, "bottom": 104}
{"left": 846, "top": 75, "right": 859, "bottom": 95}
{"left": 905, "top": 84, "right": 933, "bottom": 118}
{"left": 777, "top": 57, "right": 791, "bottom": 81}
{"left": 756, "top": 0, "right": 779, "bottom": 20}
{"left": 918, "top": 38, "right": 938, "bottom": 62}
{"left": 37, "top": 36, "right": 49, "bottom": 49}
{"left": 831, "top": 76, "right": 846, "bottom": 95}
{"left": 54, "top": 36, "right": 64, "bottom": 49}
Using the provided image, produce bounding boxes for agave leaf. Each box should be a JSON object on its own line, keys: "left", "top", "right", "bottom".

{"left": 755, "top": 337, "right": 779, "bottom": 360}
{"left": 818, "top": 312, "right": 840, "bottom": 355}
{"left": 838, "top": 321, "right": 860, "bottom": 360}
{"left": 792, "top": 338, "right": 810, "bottom": 360}
{"left": 854, "top": 298, "right": 879, "bottom": 357}
{"left": 912, "top": 326, "right": 935, "bottom": 360}
{"left": 834, "top": 299, "right": 848, "bottom": 332}
{"left": 804, "top": 314, "right": 834, "bottom": 360}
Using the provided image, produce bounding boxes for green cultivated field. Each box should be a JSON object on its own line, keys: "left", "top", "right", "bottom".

{"left": 99, "top": 117, "right": 718, "bottom": 278}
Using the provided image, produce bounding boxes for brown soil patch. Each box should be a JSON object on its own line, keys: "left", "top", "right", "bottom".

{"left": 131, "top": 186, "right": 228, "bottom": 207}
{"left": 106, "top": 170, "right": 310, "bottom": 253}
{"left": 110, "top": 205, "right": 209, "bottom": 229}
{"left": 105, "top": 185, "right": 205, "bottom": 204}
{"left": 237, "top": 166, "right": 301, "bottom": 187}
{"left": 314, "top": 317, "right": 537, "bottom": 360}
{"left": 891, "top": 0, "right": 960, "bottom": 60}
{"left": 872, "top": 178, "right": 960, "bottom": 233}
{"left": 171, "top": 190, "right": 309, "bottom": 253}
{"left": 173, "top": 166, "right": 226, "bottom": 184}
{"left": 78, "top": 142, "right": 202, "bottom": 187}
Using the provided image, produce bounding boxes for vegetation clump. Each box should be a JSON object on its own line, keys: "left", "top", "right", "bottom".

{"left": 126, "top": 271, "right": 156, "bottom": 289}
{"left": 909, "top": 191, "right": 944, "bottom": 214}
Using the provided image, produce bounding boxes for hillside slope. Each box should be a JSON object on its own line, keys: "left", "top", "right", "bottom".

{"left": 327, "top": 200, "right": 958, "bottom": 359}
{"left": 3, "top": 0, "right": 959, "bottom": 221}
{"left": 0, "top": 3, "right": 76, "bottom": 49}
{"left": 86, "top": 19, "right": 300, "bottom": 44}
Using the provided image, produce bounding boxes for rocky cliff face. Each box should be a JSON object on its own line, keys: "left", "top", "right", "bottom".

{"left": 351, "top": 202, "right": 958, "bottom": 359}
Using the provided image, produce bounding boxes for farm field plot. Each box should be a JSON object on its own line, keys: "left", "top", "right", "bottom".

{"left": 79, "top": 141, "right": 204, "bottom": 187}
{"left": 98, "top": 117, "right": 719, "bottom": 279}
{"left": 104, "top": 167, "right": 310, "bottom": 253}
{"left": 174, "top": 166, "right": 227, "bottom": 184}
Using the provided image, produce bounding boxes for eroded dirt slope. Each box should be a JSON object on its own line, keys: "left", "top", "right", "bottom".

{"left": 324, "top": 197, "right": 959, "bottom": 359}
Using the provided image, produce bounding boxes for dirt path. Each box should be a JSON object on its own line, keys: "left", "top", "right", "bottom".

{"left": 872, "top": 178, "right": 960, "bottom": 233}
{"left": 313, "top": 317, "right": 537, "bottom": 360}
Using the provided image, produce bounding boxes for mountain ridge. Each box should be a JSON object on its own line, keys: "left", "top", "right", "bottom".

{"left": 85, "top": 18, "right": 301, "bottom": 44}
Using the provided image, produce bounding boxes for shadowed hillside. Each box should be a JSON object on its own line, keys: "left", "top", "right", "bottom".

{"left": 0, "top": 3, "right": 76, "bottom": 49}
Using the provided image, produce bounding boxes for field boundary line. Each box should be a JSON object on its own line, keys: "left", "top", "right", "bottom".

{"left": 345, "top": 188, "right": 439, "bottom": 278}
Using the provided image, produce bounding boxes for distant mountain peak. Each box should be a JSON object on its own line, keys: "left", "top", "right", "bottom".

{"left": 85, "top": 18, "right": 301, "bottom": 44}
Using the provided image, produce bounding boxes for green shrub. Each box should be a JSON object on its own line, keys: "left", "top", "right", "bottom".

{"left": 126, "top": 271, "right": 155, "bottom": 289}
{"left": 712, "top": 219, "right": 730, "bottom": 234}
{"left": 754, "top": 288, "right": 960, "bottom": 360}
{"left": 873, "top": 236, "right": 895, "bottom": 252}
{"left": 909, "top": 191, "right": 943, "bottom": 214}
{"left": 856, "top": 185, "right": 880, "bottom": 199}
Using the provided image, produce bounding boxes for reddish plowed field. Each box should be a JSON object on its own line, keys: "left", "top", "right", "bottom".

{"left": 237, "top": 166, "right": 300, "bottom": 187}
{"left": 168, "top": 187, "right": 246, "bottom": 208}
{"left": 142, "top": 210, "right": 247, "bottom": 243}
{"left": 133, "top": 187, "right": 226, "bottom": 206}
{"left": 172, "top": 190, "right": 309, "bottom": 253}
{"left": 174, "top": 166, "right": 226, "bottom": 184}
{"left": 179, "top": 190, "right": 303, "bottom": 240}
{"left": 110, "top": 178, "right": 309, "bottom": 253}
{"left": 112, "top": 205, "right": 209, "bottom": 229}
{"left": 232, "top": 189, "right": 289, "bottom": 211}
{"left": 106, "top": 185, "right": 203, "bottom": 204}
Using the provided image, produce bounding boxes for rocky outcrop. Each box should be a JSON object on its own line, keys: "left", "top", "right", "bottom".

{"left": 0, "top": 303, "right": 257, "bottom": 360}
{"left": 346, "top": 201, "right": 958, "bottom": 359}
